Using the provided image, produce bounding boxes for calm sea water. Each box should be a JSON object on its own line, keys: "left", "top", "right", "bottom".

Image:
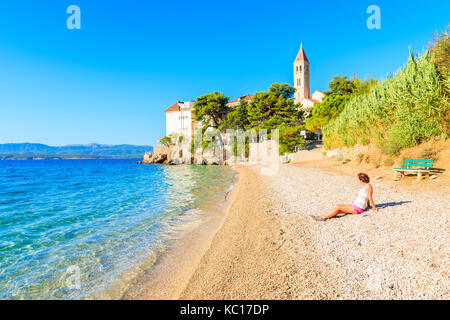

{"left": 0, "top": 159, "right": 235, "bottom": 299}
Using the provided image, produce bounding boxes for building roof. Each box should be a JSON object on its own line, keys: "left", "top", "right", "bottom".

{"left": 164, "top": 102, "right": 180, "bottom": 113}
{"left": 305, "top": 98, "right": 321, "bottom": 104}
{"left": 228, "top": 94, "right": 253, "bottom": 104}
{"left": 294, "top": 42, "right": 309, "bottom": 63}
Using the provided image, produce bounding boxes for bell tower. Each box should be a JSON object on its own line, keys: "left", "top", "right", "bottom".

{"left": 293, "top": 42, "right": 310, "bottom": 104}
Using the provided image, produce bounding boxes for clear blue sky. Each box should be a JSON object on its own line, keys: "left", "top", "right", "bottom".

{"left": 0, "top": 0, "right": 448, "bottom": 146}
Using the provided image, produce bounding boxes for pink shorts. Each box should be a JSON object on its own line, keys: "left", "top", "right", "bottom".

{"left": 351, "top": 204, "right": 365, "bottom": 214}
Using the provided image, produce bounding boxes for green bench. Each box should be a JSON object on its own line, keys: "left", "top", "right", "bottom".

{"left": 394, "top": 159, "right": 434, "bottom": 181}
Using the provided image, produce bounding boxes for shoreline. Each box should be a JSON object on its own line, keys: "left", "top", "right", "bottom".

{"left": 177, "top": 165, "right": 299, "bottom": 299}
{"left": 175, "top": 165, "right": 335, "bottom": 299}
{"left": 122, "top": 166, "right": 241, "bottom": 299}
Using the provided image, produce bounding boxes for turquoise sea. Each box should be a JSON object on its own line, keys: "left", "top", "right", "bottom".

{"left": 0, "top": 159, "right": 236, "bottom": 299}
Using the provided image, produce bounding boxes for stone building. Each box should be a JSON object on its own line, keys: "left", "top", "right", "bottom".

{"left": 293, "top": 43, "right": 324, "bottom": 109}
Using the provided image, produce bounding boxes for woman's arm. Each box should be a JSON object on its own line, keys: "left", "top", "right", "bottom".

{"left": 366, "top": 184, "right": 377, "bottom": 211}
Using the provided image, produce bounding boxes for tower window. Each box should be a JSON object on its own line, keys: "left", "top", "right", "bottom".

{"left": 297, "top": 78, "right": 301, "bottom": 86}
{"left": 300, "top": 66, "right": 302, "bottom": 72}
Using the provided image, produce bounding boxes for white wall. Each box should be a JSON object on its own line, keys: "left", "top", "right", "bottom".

{"left": 179, "top": 108, "right": 192, "bottom": 137}
{"left": 165, "top": 101, "right": 194, "bottom": 138}
{"left": 301, "top": 98, "right": 315, "bottom": 109}
{"left": 311, "top": 91, "right": 325, "bottom": 102}
{"left": 166, "top": 111, "right": 180, "bottom": 136}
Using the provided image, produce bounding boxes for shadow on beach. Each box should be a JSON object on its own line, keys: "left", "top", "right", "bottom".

{"left": 375, "top": 201, "right": 412, "bottom": 209}
{"left": 326, "top": 201, "right": 413, "bottom": 220}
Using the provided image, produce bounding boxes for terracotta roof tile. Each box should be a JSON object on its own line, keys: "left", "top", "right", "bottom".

{"left": 164, "top": 102, "right": 180, "bottom": 113}
{"left": 305, "top": 98, "right": 321, "bottom": 104}
{"left": 294, "top": 43, "right": 309, "bottom": 63}
{"left": 228, "top": 94, "right": 253, "bottom": 104}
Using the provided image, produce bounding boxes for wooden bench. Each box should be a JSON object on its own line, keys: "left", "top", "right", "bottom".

{"left": 394, "top": 159, "right": 433, "bottom": 181}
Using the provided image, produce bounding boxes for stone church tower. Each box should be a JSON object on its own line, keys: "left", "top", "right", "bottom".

{"left": 293, "top": 43, "right": 310, "bottom": 104}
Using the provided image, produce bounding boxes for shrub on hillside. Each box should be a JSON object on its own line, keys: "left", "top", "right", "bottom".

{"left": 383, "top": 157, "right": 394, "bottom": 167}
{"left": 430, "top": 25, "right": 449, "bottom": 75}
{"left": 322, "top": 51, "right": 449, "bottom": 152}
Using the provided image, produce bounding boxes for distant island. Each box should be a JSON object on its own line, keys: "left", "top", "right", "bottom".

{"left": 0, "top": 143, "right": 153, "bottom": 160}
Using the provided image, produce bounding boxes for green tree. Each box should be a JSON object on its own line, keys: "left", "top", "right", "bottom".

{"left": 279, "top": 126, "right": 306, "bottom": 154}
{"left": 193, "top": 92, "right": 230, "bottom": 129}
{"left": 305, "top": 94, "right": 351, "bottom": 130}
{"left": 305, "top": 76, "right": 377, "bottom": 131}
{"left": 168, "top": 133, "right": 184, "bottom": 144}
{"left": 327, "top": 75, "right": 358, "bottom": 95}
{"left": 247, "top": 83, "right": 303, "bottom": 129}
{"left": 224, "top": 100, "right": 250, "bottom": 130}
{"left": 158, "top": 136, "right": 172, "bottom": 146}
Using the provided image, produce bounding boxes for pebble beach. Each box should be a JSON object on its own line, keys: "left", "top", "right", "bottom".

{"left": 173, "top": 164, "right": 449, "bottom": 299}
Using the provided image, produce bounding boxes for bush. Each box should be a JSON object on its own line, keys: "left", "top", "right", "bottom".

{"left": 360, "top": 137, "right": 369, "bottom": 146}
{"left": 323, "top": 51, "right": 449, "bottom": 152}
{"left": 383, "top": 157, "right": 394, "bottom": 167}
{"left": 357, "top": 153, "right": 364, "bottom": 163}
{"left": 279, "top": 126, "right": 305, "bottom": 155}
{"left": 419, "top": 147, "right": 437, "bottom": 160}
{"left": 158, "top": 136, "right": 172, "bottom": 146}
{"left": 430, "top": 26, "right": 449, "bottom": 75}
{"left": 382, "top": 140, "right": 402, "bottom": 156}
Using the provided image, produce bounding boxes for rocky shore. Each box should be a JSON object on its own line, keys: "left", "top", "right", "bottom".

{"left": 138, "top": 145, "right": 226, "bottom": 165}
{"left": 138, "top": 138, "right": 281, "bottom": 166}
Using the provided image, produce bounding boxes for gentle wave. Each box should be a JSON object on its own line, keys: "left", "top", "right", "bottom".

{"left": 0, "top": 159, "right": 235, "bottom": 299}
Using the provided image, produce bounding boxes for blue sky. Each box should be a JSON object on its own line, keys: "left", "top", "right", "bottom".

{"left": 0, "top": 0, "right": 448, "bottom": 146}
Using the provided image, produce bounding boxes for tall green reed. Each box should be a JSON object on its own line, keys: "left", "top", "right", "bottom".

{"left": 323, "top": 51, "right": 449, "bottom": 155}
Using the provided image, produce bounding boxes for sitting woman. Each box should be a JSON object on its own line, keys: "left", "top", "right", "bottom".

{"left": 313, "top": 173, "right": 377, "bottom": 221}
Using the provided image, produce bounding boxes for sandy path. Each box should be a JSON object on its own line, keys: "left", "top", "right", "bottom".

{"left": 179, "top": 164, "right": 449, "bottom": 299}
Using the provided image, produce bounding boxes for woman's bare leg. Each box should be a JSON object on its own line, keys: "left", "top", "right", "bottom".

{"left": 322, "top": 204, "right": 354, "bottom": 220}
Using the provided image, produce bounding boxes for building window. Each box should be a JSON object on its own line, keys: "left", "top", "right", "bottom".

{"left": 300, "top": 66, "right": 302, "bottom": 72}
{"left": 297, "top": 78, "right": 301, "bottom": 86}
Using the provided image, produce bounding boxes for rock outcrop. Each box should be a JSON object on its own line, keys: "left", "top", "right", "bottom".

{"left": 139, "top": 139, "right": 277, "bottom": 166}
{"left": 139, "top": 143, "right": 225, "bottom": 165}
{"left": 139, "top": 144, "right": 189, "bottom": 165}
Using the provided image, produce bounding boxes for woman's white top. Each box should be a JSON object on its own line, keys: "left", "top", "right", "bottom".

{"left": 353, "top": 186, "right": 369, "bottom": 209}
